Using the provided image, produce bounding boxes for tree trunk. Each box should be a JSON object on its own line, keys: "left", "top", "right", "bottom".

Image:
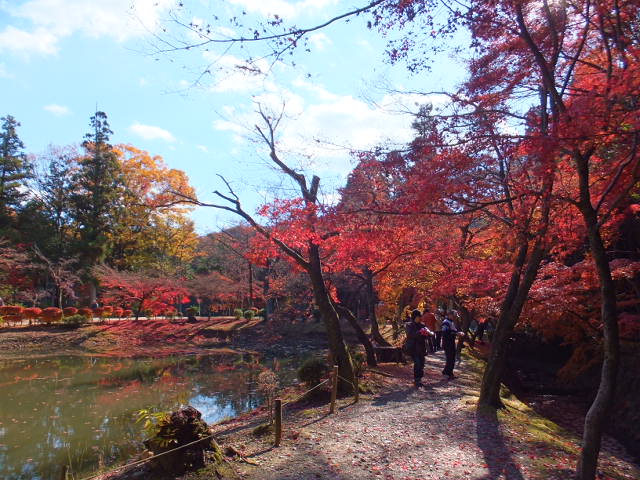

{"left": 88, "top": 281, "right": 97, "bottom": 308}
{"left": 479, "top": 241, "right": 545, "bottom": 407}
{"left": 575, "top": 168, "right": 620, "bottom": 480}
{"left": 56, "top": 285, "right": 63, "bottom": 309}
{"left": 248, "top": 261, "right": 254, "bottom": 308}
{"left": 308, "top": 245, "right": 355, "bottom": 393}
{"left": 365, "top": 269, "right": 391, "bottom": 346}
{"left": 455, "top": 304, "right": 472, "bottom": 358}
{"left": 333, "top": 301, "right": 377, "bottom": 367}
{"left": 263, "top": 259, "right": 271, "bottom": 322}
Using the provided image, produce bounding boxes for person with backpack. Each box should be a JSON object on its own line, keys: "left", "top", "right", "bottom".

{"left": 405, "top": 309, "right": 433, "bottom": 388}
{"left": 441, "top": 309, "right": 462, "bottom": 379}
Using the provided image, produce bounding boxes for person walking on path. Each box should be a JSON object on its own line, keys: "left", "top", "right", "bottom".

{"left": 434, "top": 308, "right": 444, "bottom": 351}
{"left": 441, "top": 310, "right": 462, "bottom": 379}
{"left": 474, "top": 317, "right": 488, "bottom": 344}
{"left": 421, "top": 307, "right": 437, "bottom": 353}
{"left": 405, "top": 309, "right": 432, "bottom": 388}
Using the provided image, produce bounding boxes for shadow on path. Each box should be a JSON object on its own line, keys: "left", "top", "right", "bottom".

{"left": 371, "top": 386, "right": 415, "bottom": 406}
{"left": 476, "top": 407, "right": 525, "bottom": 480}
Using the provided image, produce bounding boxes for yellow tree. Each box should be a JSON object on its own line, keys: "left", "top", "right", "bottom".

{"left": 109, "top": 144, "right": 198, "bottom": 273}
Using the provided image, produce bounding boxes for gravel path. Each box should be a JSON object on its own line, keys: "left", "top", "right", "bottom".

{"left": 219, "top": 353, "right": 640, "bottom": 480}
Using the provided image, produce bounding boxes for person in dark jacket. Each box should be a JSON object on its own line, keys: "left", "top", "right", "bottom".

{"left": 405, "top": 309, "right": 432, "bottom": 388}
{"left": 441, "top": 310, "right": 461, "bottom": 379}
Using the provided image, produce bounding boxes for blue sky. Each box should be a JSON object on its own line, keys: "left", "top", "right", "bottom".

{"left": 0, "top": 0, "right": 465, "bottom": 234}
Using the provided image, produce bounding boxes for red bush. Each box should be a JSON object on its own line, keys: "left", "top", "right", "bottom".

{"left": 63, "top": 307, "right": 78, "bottom": 316}
{"left": 0, "top": 306, "right": 23, "bottom": 316}
{"left": 113, "top": 307, "right": 124, "bottom": 318}
{"left": 78, "top": 308, "right": 93, "bottom": 319}
{"left": 3, "top": 314, "right": 23, "bottom": 325}
{"left": 22, "top": 307, "right": 42, "bottom": 320}
{"left": 41, "top": 307, "right": 63, "bottom": 324}
{"left": 122, "top": 309, "right": 133, "bottom": 318}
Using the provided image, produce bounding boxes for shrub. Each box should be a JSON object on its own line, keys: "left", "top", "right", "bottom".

{"left": 347, "top": 345, "right": 366, "bottom": 378}
{"left": 63, "top": 307, "right": 78, "bottom": 316}
{"left": 3, "top": 314, "right": 22, "bottom": 326}
{"left": 297, "top": 357, "right": 329, "bottom": 388}
{"left": 0, "top": 305, "right": 23, "bottom": 316}
{"left": 233, "top": 308, "right": 243, "bottom": 320}
{"left": 78, "top": 308, "right": 93, "bottom": 320}
{"left": 22, "top": 307, "right": 42, "bottom": 321}
{"left": 243, "top": 309, "right": 255, "bottom": 320}
{"left": 257, "top": 369, "right": 279, "bottom": 424}
{"left": 164, "top": 307, "right": 177, "bottom": 319}
{"left": 101, "top": 306, "right": 113, "bottom": 318}
{"left": 122, "top": 309, "right": 133, "bottom": 318}
{"left": 41, "top": 307, "right": 63, "bottom": 324}
{"left": 112, "top": 307, "right": 124, "bottom": 318}
{"left": 186, "top": 306, "right": 199, "bottom": 316}
{"left": 62, "top": 314, "right": 86, "bottom": 327}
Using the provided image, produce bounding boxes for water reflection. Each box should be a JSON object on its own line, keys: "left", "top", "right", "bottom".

{"left": 0, "top": 354, "right": 293, "bottom": 480}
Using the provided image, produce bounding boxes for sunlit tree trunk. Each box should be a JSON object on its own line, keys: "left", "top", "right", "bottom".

{"left": 308, "top": 245, "right": 356, "bottom": 392}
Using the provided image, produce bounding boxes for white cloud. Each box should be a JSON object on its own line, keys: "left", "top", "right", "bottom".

{"left": 129, "top": 122, "right": 176, "bottom": 142}
{"left": 228, "top": 0, "right": 340, "bottom": 19}
{"left": 43, "top": 104, "right": 70, "bottom": 116}
{"left": 0, "top": 26, "right": 58, "bottom": 55}
{"left": 309, "top": 32, "right": 331, "bottom": 51}
{"left": 0, "top": 0, "right": 175, "bottom": 56}
{"left": 277, "top": 94, "right": 415, "bottom": 160}
{"left": 203, "top": 54, "right": 275, "bottom": 94}
{"left": 216, "top": 87, "right": 444, "bottom": 177}
{"left": 291, "top": 76, "right": 339, "bottom": 101}
{"left": 196, "top": 145, "right": 209, "bottom": 152}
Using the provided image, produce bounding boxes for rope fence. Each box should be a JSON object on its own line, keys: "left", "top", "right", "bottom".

{"left": 71, "top": 366, "right": 356, "bottom": 480}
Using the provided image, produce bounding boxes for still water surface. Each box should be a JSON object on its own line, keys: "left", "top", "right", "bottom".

{"left": 0, "top": 353, "right": 295, "bottom": 480}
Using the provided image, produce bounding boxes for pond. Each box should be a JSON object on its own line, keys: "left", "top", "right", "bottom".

{"left": 0, "top": 353, "right": 301, "bottom": 480}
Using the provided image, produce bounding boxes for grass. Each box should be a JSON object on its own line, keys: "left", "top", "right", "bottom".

{"left": 461, "top": 347, "right": 638, "bottom": 480}
{"left": 200, "top": 317, "right": 263, "bottom": 333}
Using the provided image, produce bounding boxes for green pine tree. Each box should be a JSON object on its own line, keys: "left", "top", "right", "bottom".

{"left": 72, "top": 111, "right": 125, "bottom": 304}
{"left": 0, "top": 115, "right": 31, "bottom": 228}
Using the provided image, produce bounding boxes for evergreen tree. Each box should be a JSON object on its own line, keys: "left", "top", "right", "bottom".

{"left": 40, "top": 148, "right": 76, "bottom": 256}
{"left": 0, "top": 115, "right": 31, "bottom": 228}
{"left": 73, "top": 111, "right": 124, "bottom": 304}
{"left": 17, "top": 146, "right": 79, "bottom": 259}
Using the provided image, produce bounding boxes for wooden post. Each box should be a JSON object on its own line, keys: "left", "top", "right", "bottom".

{"left": 330, "top": 365, "right": 338, "bottom": 414}
{"left": 59, "top": 465, "right": 68, "bottom": 480}
{"left": 274, "top": 398, "right": 282, "bottom": 447}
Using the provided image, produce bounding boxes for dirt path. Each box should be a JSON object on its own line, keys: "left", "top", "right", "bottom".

{"left": 216, "top": 353, "right": 640, "bottom": 480}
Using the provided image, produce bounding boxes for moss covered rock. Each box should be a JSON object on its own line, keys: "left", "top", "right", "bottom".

{"left": 143, "top": 406, "right": 226, "bottom": 476}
